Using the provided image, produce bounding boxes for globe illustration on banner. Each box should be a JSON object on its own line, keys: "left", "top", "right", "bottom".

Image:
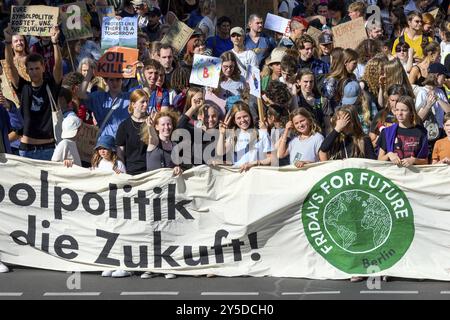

{"left": 189, "top": 54, "right": 222, "bottom": 88}
{"left": 324, "top": 190, "right": 392, "bottom": 254}
{"left": 195, "top": 60, "right": 216, "bottom": 81}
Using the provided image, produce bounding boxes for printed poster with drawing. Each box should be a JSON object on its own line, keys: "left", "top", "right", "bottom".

{"left": 59, "top": 2, "right": 93, "bottom": 41}
{"left": 101, "top": 16, "right": 138, "bottom": 51}
{"left": 246, "top": 65, "right": 261, "bottom": 98}
{"left": 189, "top": 54, "right": 222, "bottom": 89}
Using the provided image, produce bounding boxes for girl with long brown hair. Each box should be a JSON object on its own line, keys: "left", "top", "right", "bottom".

{"left": 319, "top": 105, "right": 376, "bottom": 160}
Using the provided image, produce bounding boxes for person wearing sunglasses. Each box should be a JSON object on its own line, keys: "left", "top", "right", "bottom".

{"left": 394, "top": 41, "right": 414, "bottom": 73}
{"left": 229, "top": 27, "right": 258, "bottom": 79}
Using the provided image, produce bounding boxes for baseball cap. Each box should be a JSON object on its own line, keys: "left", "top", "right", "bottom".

{"left": 428, "top": 63, "right": 450, "bottom": 77}
{"left": 95, "top": 135, "right": 116, "bottom": 151}
{"left": 61, "top": 115, "right": 82, "bottom": 139}
{"left": 319, "top": 33, "right": 333, "bottom": 44}
{"left": 341, "top": 81, "right": 361, "bottom": 105}
{"left": 230, "top": 27, "right": 244, "bottom": 36}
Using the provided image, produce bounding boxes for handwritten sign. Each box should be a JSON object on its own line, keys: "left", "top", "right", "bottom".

{"left": 189, "top": 54, "right": 222, "bottom": 89}
{"left": 264, "top": 13, "right": 291, "bottom": 36}
{"left": 101, "top": 17, "right": 138, "bottom": 51}
{"left": 332, "top": 17, "right": 367, "bottom": 50}
{"left": 59, "top": 2, "right": 93, "bottom": 41}
{"left": 1, "top": 60, "right": 20, "bottom": 107}
{"left": 74, "top": 122, "right": 99, "bottom": 163}
{"left": 246, "top": 65, "right": 261, "bottom": 98}
{"left": 11, "top": 5, "right": 59, "bottom": 36}
{"left": 161, "top": 20, "right": 194, "bottom": 53}
{"left": 95, "top": 47, "right": 139, "bottom": 79}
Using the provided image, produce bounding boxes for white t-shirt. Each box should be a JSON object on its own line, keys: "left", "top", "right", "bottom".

{"left": 441, "top": 41, "right": 450, "bottom": 65}
{"left": 229, "top": 129, "right": 272, "bottom": 167}
{"left": 231, "top": 49, "right": 258, "bottom": 78}
{"left": 198, "top": 16, "right": 216, "bottom": 39}
{"left": 95, "top": 158, "right": 127, "bottom": 173}
{"left": 51, "top": 139, "right": 82, "bottom": 167}
{"left": 288, "top": 132, "right": 324, "bottom": 165}
{"left": 415, "top": 86, "right": 447, "bottom": 127}
{"left": 278, "top": 0, "right": 299, "bottom": 18}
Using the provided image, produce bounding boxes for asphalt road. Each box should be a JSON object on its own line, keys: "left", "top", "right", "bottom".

{"left": 1, "top": 266, "right": 449, "bottom": 300}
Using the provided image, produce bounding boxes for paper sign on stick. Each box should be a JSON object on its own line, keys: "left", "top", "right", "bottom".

{"left": 101, "top": 17, "right": 138, "bottom": 51}
{"left": 332, "top": 17, "right": 367, "bottom": 50}
{"left": 264, "top": 13, "right": 291, "bottom": 36}
{"left": 189, "top": 54, "right": 222, "bottom": 89}
{"left": 95, "top": 47, "right": 139, "bottom": 79}
{"left": 161, "top": 20, "right": 194, "bottom": 53}
{"left": 11, "top": 5, "right": 59, "bottom": 36}
{"left": 246, "top": 65, "right": 261, "bottom": 98}
{"left": 59, "top": 2, "right": 93, "bottom": 41}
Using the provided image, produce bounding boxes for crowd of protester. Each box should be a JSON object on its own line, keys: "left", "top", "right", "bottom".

{"left": 1, "top": 0, "right": 450, "bottom": 280}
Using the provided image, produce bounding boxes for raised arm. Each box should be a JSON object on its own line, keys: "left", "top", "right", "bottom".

{"left": 146, "top": 113, "right": 160, "bottom": 151}
{"left": 4, "top": 24, "right": 19, "bottom": 88}
{"left": 51, "top": 25, "right": 63, "bottom": 84}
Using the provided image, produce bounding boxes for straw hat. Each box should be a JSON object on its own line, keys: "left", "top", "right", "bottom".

{"left": 265, "top": 47, "right": 287, "bottom": 65}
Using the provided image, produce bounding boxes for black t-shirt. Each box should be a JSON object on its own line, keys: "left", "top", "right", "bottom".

{"left": 379, "top": 126, "right": 428, "bottom": 159}
{"left": 16, "top": 76, "right": 60, "bottom": 140}
{"left": 116, "top": 117, "right": 148, "bottom": 175}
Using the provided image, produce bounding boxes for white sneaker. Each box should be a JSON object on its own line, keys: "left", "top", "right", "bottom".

{"left": 141, "top": 271, "right": 154, "bottom": 279}
{"left": 101, "top": 270, "right": 113, "bottom": 277}
{"left": 164, "top": 273, "right": 176, "bottom": 279}
{"left": 0, "top": 261, "right": 9, "bottom": 273}
{"left": 112, "top": 269, "right": 132, "bottom": 278}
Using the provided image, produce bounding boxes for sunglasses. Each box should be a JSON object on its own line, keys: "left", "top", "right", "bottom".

{"left": 395, "top": 47, "right": 408, "bottom": 53}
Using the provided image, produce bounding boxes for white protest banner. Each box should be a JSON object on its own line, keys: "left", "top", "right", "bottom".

{"left": 1, "top": 60, "right": 21, "bottom": 107}
{"left": 264, "top": 13, "right": 290, "bottom": 37}
{"left": 11, "top": 5, "right": 59, "bottom": 36}
{"left": 101, "top": 16, "right": 138, "bottom": 52}
{"left": 189, "top": 54, "right": 222, "bottom": 89}
{"left": 246, "top": 65, "right": 261, "bottom": 98}
{"left": 332, "top": 17, "right": 367, "bottom": 50}
{"left": 161, "top": 20, "right": 194, "bottom": 54}
{"left": 59, "top": 2, "right": 93, "bottom": 41}
{"left": 1, "top": 156, "right": 450, "bottom": 280}
{"left": 73, "top": 123, "right": 99, "bottom": 163}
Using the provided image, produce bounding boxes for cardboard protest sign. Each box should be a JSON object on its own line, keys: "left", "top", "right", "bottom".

{"left": 74, "top": 122, "right": 99, "bottom": 163}
{"left": 96, "top": 5, "right": 115, "bottom": 24}
{"left": 160, "top": 20, "right": 194, "bottom": 53}
{"left": 189, "top": 54, "right": 222, "bottom": 89}
{"left": 1, "top": 60, "right": 21, "bottom": 107}
{"left": 59, "top": 2, "right": 93, "bottom": 41}
{"left": 246, "top": 65, "right": 261, "bottom": 98}
{"left": 95, "top": 47, "right": 139, "bottom": 79}
{"left": 429, "top": 8, "right": 439, "bottom": 18}
{"left": 332, "top": 17, "right": 367, "bottom": 50}
{"left": 307, "top": 26, "right": 323, "bottom": 44}
{"left": 11, "top": 5, "right": 59, "bottom": 36}
{"left": 204, "top": 90, "right": 226, "bottom": 115}
{"left": 264, "top": 13, "right": 291, "bottom": 37}
{"left": 101, "top": 17, "right": 138, "bottom": 51}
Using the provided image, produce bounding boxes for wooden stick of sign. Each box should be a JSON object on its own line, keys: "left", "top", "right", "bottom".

{"left": 273, "top": 0, "right": 278, "bottom": 15}
{"left": 257, "top": 98, "right": 265, "bottom": 123}
{"left": 67, "top": 41, "right": 75, "bottom": 72}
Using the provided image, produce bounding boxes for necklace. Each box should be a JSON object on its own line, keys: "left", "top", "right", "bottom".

{"left": 130, "top": 116, "right": 144, "bottom": 130}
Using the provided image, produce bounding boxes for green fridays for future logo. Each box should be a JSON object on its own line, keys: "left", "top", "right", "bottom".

{"left": 302, "top": 169, "right": 414, "bottom": 274}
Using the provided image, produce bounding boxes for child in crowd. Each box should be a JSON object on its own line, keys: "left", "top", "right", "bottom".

{"left": 51, "top": 115, "right": 82, "bottom": 167}
{"left": 432, "top": 113, "right": 450, "bottom": 164}
{"left": 277, "top": 108, "right": 324, "bottom": 168}
{"left": 378, "top": 96, "right": 429, "bottom": 166}
{"left": 91, "top": 135, "right": 126, "bottom": 174}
